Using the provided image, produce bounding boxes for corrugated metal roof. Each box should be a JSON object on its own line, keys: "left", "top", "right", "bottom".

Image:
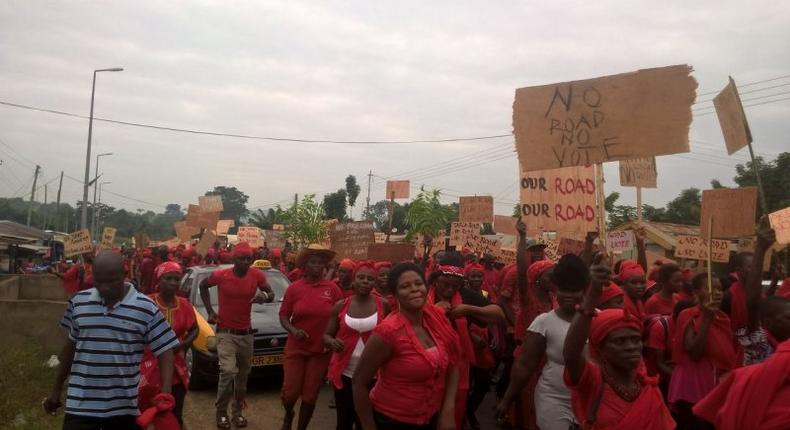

{"left": 0, "top": 220, "right": 48, "bottom": 241}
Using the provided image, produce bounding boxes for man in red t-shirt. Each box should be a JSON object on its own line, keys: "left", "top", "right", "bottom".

{"left": 199, "top": 242, "right": 274, "bottom": 429}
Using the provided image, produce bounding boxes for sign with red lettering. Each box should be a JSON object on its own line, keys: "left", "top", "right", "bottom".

{"left": 519, "top": 165, "right": 597, "bottom": 235}
{"left": 237, "top": 226, "right": 263, "bottom": 248}
{"left": 385, "top": 180, "right": 410, "bottom": 199}
{"left": 700, "top": 187, "right": 758, "bottom": 238}
{"left": 769, "top": 207, "right": 790, "bottom": 245}
{"left": 606, "top": 230, "right": 635, "bottom": 252}
{"left": 513, "top": 65, "right": 696, "bottom": 172}
{"left": 459, "top": 196, "right": 494, "bottom": 223}
{"left": 674, "top": 235, "right": 730, "bottom": 263}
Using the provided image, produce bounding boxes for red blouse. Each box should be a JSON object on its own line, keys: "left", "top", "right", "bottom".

{"left": 280, "top": 278, "right": 343, "bottom": 354}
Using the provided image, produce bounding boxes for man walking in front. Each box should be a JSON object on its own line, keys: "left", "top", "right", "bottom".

{"left": 43, "top": 251, "right": 179, "bottom": 429}
{"left": 200, "top": 242, "right": 275, "bottom": 429}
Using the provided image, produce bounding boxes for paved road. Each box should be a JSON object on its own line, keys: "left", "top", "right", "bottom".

{"left": 182, "top": 372, "right": 500, "bottom": 430}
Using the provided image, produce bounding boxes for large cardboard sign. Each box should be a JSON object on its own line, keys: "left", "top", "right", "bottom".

{"left": 195, "top": 230, "right": 217, "bottom": 257}
{"left": 199, "top": 195, "right": 224, "bottom": 213}
{"left": 519, "top": 165, "right": 597, "bottom": 235}
{"left": 215, "top": 220, "right": 234, "bottom": 236}
{"left": 413, "top": 231, "right": 447, "bottom": 258}
{"left": 700, "top": 187, "right": 758, "bottom": 238}
{"left": 619, "top": 157, "right": 657, "bottom": 188}
{"left": 769, "top": 207, "right": 790, "bottom": 245}
{"left": 385, "top": 180, "right": 410, "bottom": 199}
{"left": 367, "top": 243, "right": 415, "bottom": 264}
{"left": 513, "top": 65, "right": 696, "bottom": 172}
{"left": 330, "top": 221, "right": 376, "bottom": 261}
{"left": 468, "top": 235, "right": 501, "bottom": 258}
{"left": 237, "top": 226, "right": 264, "bottom": 248}
{"left": 64, "top": 229, "right": 93, "bottom": 258}
{"left": 133, "top": 232, "right": 149, "bottom": 250}
{"left": 262, "top": 230, "right": 287, "bottom": 249}
{"left": 494, "top": 215, "right": 518, "bottom": 236}
{"left": 101, "top": 227, "right": 117, "bottom": 248}
{"left": 713, "top": 78, "right": 752, "bottom": 155}
{"left": 606, "top": 230, "right": 635, "bottom": 252}
{"left": 450, "top": 222, "right": 482, "bottom": 247}
{"left": 459, "top": 196, "right": 494, "bottom": 223}
{"left": 674, "top": 235, "right": 730, "bottom": 263}
{"left": 499, "top": 248, "right": 517, "bottom": 265}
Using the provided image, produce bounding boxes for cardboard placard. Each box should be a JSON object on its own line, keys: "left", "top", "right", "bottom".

{"left": 499, "top": 248, "right": 517, "bottom": 265}
{"left": 713, "top": 78, "right": 752, "bottom": 155}
{"left": 539, "top": 239, "right": 560, "bottom": 262}
{"left": 493, "top": 215, "right": 518, "bottom": 236}
{"left": 513, "top": 65, "right": 696, "bottom": 172}
{"left": 450, "top": 222, "right": 482, "bottom": 247}
{"left": 272, "top": 224, "right": 285, "bottom": 231}
{"left": 374, "top": 232, "right": 387, "bottom": 244}
{"left": 558, "top": 237, "right": 586, "bottom": 256}
{"left": 174, "top": 221, "right": 197, "bottom": 243}
{"left": 413, "top": 231, "right": 447, "bottom": 258}
{"left": 385, "top": 180, "right": 410, "bottom": 199}
{"left": 237, "top": 226, "right": 264, "bottom": 248}
{"left": 519, "top": 165, "right": 597, "bottom": 235}
{"left": 700, "top": 187, "right": 758, "bottom": 238}
{"left": 606, "top": 230, "right": 635, "bottom": 252}
{"left": 459, "top": 196, "right": 494, "bottom": 223}
{"left": 215, "top": 220, "right": 235, "bottom": 236}
{"left": 674, "top": 235, "right": 730, "bottom": 263}
{"left": 619, "top": 157, "right": 657, "bottom": 188}
{"left": 195, "top": 230, "right": 217, "bottom": 257}
{"left": 468, "top": 235, "right": 501, "bottom": 258}
{"left": 262, "top": 229, "right": 287, "bottom": 249}
{"left": 101, "top": 227, "right": 117, "bottom": 248}
{"left": 199, "top": 195, "right": 224, "bottom": 213}
{"left": 769, "top": 207, "right": 790, "bottom": 245}
{"left": 133, "top": 233, "right": 149, "bottom": 250}
{"left": 330, "top": 221, "right": 376, "bottom": 261}
{"left": 187, "top": 204, "right": 201, "bottom": 217}
{"left": 63, "top": 229, "right": 93, "bottom": 258}
{"left": 366, "top": 243, "right": 416, "bottom": 264}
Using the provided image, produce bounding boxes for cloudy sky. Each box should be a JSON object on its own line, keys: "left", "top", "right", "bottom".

{"left": 1, "top": 1, "right": 788, "bottom": 220}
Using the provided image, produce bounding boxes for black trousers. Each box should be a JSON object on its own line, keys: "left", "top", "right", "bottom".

{"left": 496, "top": 334, "right": 516, "bottom": 398}
{"left": 673, "top": 401, "right": 714, "bottom": 430}
{"left": 467, "top": 366, "right": 493, "bottom": 416}
{"left": 334, "top": 375, "right": 362, "bottom": 430}
{"left": 373, "top": 410, "right": 436, "bottom": 430}
{"left": 172, "top": 383, "right": 186, "bottom": 425}
{"left": 63, "top": 414, "right": 138, "bottom": 430}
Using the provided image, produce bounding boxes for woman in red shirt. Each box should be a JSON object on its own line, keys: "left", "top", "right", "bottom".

{"left": 644, "top": 264, "right": 683, "bottom": 316}
{"left": 279, "top": 244, "right": 342, "bottom": 430}
{"left": 138, "top": 261, "right": 198, "bottom": 426}
{"left": 564, "top": 265, "right": 675, "bottom": 430}
{"left": 324, "top": 261, "right": 390, "bottom": 430}
{"left": 618, "top": 261, "right": 647, "bottom": 320}
{"left": 353, "top": 262, "right": 460, "bottom": 430}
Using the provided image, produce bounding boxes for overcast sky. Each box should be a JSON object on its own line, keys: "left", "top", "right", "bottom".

{"left": 1, "top": 1, "right": 788, "bottom": 220}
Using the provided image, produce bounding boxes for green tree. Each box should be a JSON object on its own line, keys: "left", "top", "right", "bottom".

{"left": 345, "top": 175, "right": 361, "bottom": 219}
{"left": 405, "top": 189, "right": 453, "bottom": 240}
{"left": 204, "top": 186, "right": 249, "bottom": 226}
{"left": 710, "top": 179, "right": 726, "bottom": 189}
{"left": 323, "top": 189, "right": 348, "bottom": 221}
{"left": 248, "top": 206, "right": 286, "bottom": 230}
{"left": 733, "top": 153, "right": 790, "bottom": 212}
{"left": 282, "top": 194, "right": 327, "bottom": 247}
{"left": 365, "top": 200, "right": 409, "bottom": 234}
{"left": 663, "top": 188, "right": 702, "bottom": 225}
{"left": 164, "top": 204, "right": 183, "bottom": 217}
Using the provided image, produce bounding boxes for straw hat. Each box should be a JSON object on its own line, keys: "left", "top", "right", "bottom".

{"left": 296, "top": 244, "right": 336, "bottom": 268}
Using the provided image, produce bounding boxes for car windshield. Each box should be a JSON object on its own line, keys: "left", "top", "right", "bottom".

{"left": 187, "top": 268, "right": 289, "bottom": 307}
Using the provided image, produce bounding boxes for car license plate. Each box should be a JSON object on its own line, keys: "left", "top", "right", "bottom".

{"left": 251, "top": 354, "right": 283, "bottom": 367}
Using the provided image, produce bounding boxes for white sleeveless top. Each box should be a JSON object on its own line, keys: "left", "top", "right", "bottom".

{"left": 342, "top": 312, "right": 379, "bottom": 377}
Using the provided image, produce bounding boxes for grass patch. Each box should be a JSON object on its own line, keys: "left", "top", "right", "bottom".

{"left": 0, "top": 341, "right": 64, "bottom": 429}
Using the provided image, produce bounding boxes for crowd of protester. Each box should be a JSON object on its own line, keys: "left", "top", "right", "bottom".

{"left": 40, "top": 218, "right": 790, "bottom": 430}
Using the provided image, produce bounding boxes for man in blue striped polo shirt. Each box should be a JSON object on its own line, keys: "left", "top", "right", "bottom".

{"left": 44, "top": 251, "right": 180, "bottom": 429}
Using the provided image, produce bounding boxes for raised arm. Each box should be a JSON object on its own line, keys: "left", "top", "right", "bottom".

{"left": 581, "top": 231, "right": 598, "bottom": 267}
{"left": 635, "top": 227, "right": 648, "bottom": 271}
{"left": 564, "top": 265, "right": 608, "bottom": 384}
{"left": 515, "top": 218, "right": 528, "bottom": 304}
{"left": 747, "top": 221, "right": 776, "bottom": 331}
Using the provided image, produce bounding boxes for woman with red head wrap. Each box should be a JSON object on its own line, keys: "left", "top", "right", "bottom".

{"left": 323, "top": 261, "right": 390, "bottom": 430}
{"left": 372, "top": 261, "right": 396, "bottom": 310}
{"left": 335, "top": 258, "right": 356, "bottom": 298}
{"left": 619, "top": 260, "right": 647, "bottom": 320}
{"left": 563, "top": 265, "right": 675, "bottom": 430}
{"left": 139, "top": 261, "right": 198, "bottom": 426}
{"left": 596, "top": 283, "right": 625, "bottom": 310}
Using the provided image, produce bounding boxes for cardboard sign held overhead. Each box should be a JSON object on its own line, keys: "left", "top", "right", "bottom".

{"left": 187, "top": 204, "right": 201, "bottom": 217}
{"left": 700, "top": 187, "right": 758, "bottom": 238}
{"left": 606, "top": 230, "right": 635, "bottom": 252}
{"left": 413, "top": 231, "right": 447, "bottom": 258}
{"left": 494, "top": 215, "right": 518, "bottom": 236}
{"left": 674, "top": 235, "right": 730, "bottom": 263}
{"left": 174, "top": 221, "right": 200, "bottom": 243}
{"left": 215, "top": 220, "right": 235, "bottom": 236}
{"left": 769, "top": 207, "right": 790, "bottom": 245}
{"left": 199, "top": 195, "right": 224, "bottom": 213}
{"left": 367, "top": 243, "right": 415, "bottom": 264}
{"left": 519, "top": 165, "right": 598, "bottom": 235}
{"left": 195, "top": 230, "right": 217, "bottom": 257}
{"left": 133, "top": 233, "right": 149, "bottom": 250}
{"left": 450, "top": 222, "right": 482, "bottom": 248}
{"left": 64, "top": 229, "right": 93, "bottom": 258}
{"left": 459, "top": 196, "right": 494, "bottom": 223}
{"left": 499, "top": 248, "right": 517, "bottom": 265}
{"left": 539, "top": 239, "right": 560, "bottom": 262}
{"left": 713, "top": 78, "right": 752, "bottom": 155}
{"left": 619, "top": 157, "right": 657, "bottom": 188}
{"left": 513, "top": 65, "right": 696, "bottom": 172}
{"left": 101, "top": 227, "right": 117, "bottom": 248}
{"left": 262, "top": 229, "right": 287, "bottom": 249}
{"left": 330, "top": 221, "right": 376, "bottom": 261}
{"left": 385, "top": 180, "right": 410, "bottom": 199}
{"left": 237, "top": 226, "right": 263, "bottom": 248}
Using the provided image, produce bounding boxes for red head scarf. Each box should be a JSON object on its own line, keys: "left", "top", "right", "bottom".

{"left": 339, "top": 258, "right": 355, "bottom": 270}
{"left": 464, "top": 262, "right": 485, "bottom": 276}
{"left": 589, "top": 308, "right": 642, "bottom": 358}
{"left": 618, "top": 260, "right": 645, "bottom": 282}
{"left": 374, "top": 261, "right": 392, "bottom": 274}
{"left": 154, "top": 261, "right": 182, "bottom": 282}
{"left": 438, "top": 264, "right": 465, "bottom": 278}
{"left": 269, "top": 248, "right": 282, "bottom": 258}
{"left": 596, "top": 283, "right": 625, "bottom": 308}
{"left": 353, "top": 260, "right": 377, "bottom": 278}
{"left": 232, "top": 242, "right": 253, "bottom": 258}
{"left": 648, "top": 260, "right": 663, "bottom": 282}
{"left": 181, "top": 248, "right": 195, "bottom": 259}
{"left": 527, "top": 260, "right": 555, "bottom": 287}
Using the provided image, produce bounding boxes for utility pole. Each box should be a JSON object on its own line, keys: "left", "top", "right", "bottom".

{"left": 366, "top": 170, "right": 372, "bottom": 216}
{"left": 26, "top": 165, "right": 40, "bottom": 226}
{"left": 55, "top": 171, "right": 63, "bottom": 232}
{"left": 294, "top": 193, "right": 298, "bottom": 207}
{"left": 42, "top": 184, "right": 49, "bottom": 230}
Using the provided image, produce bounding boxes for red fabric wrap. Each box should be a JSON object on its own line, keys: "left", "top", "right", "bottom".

{"left": 527, "top": 260, "right": 555, "bottom": 286}
{"left": 589, "top": 308, "right": 642, "bottom": 358}
{"left": 327, "top": 295, "right": 384, "bottom": 389}
{"left": 339, "top": 258, "right": 355, "bottom": 270}
{"left": 353, "top": 260, "right": 376, "bottom": 278}
{"left": 438, "top": 264, "right": 465, "bottom": 278}
{"left": 464, "top": 262, "right": 485, "bottom": 275}
{"left": 374, "top": 261, "right": 392, "bottom": 273}
{"left": 270, "top": 247, "right": 282, "bottom": 257}
{"left": 136, "top": 392, "right": 179, "bottom": 430}
{"left": 618, "top": 260, "right": 645, "bottom": 282}
{"left": 623, "top": 296, "right": 645, "bottom": 320}
{"left": 428, "top": 288, "right": 475, "bottom": 389}
{"left": 596, "top": 283, "right": 625, "bottom": 308}
{"left": 728, "top": 280, "right": 748, "bottom": 331}
{"left": 232, "top": 242, "right": 253, "bottom": 258}
{"left": 154, "top": 261, "right": 182, "bottom": 282}
{"left": 694, "top": 339, "right": 790, "bottom": 430}
{"left": 672, "top": 306, "right": 737, "bottom": 371}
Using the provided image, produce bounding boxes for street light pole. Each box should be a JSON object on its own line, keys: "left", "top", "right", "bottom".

{"left": 91, "top": 152, "right": 113, "bottom": 238}
{"left": 97, "top": 181, "right": 111, "bottom": 237}
{"left": 81, "top": 67, "right": 123, "bottom": 232}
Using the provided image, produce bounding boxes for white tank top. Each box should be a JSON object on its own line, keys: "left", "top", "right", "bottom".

{"left": 342, "top": 312, "right": 378, "bottom": 378}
